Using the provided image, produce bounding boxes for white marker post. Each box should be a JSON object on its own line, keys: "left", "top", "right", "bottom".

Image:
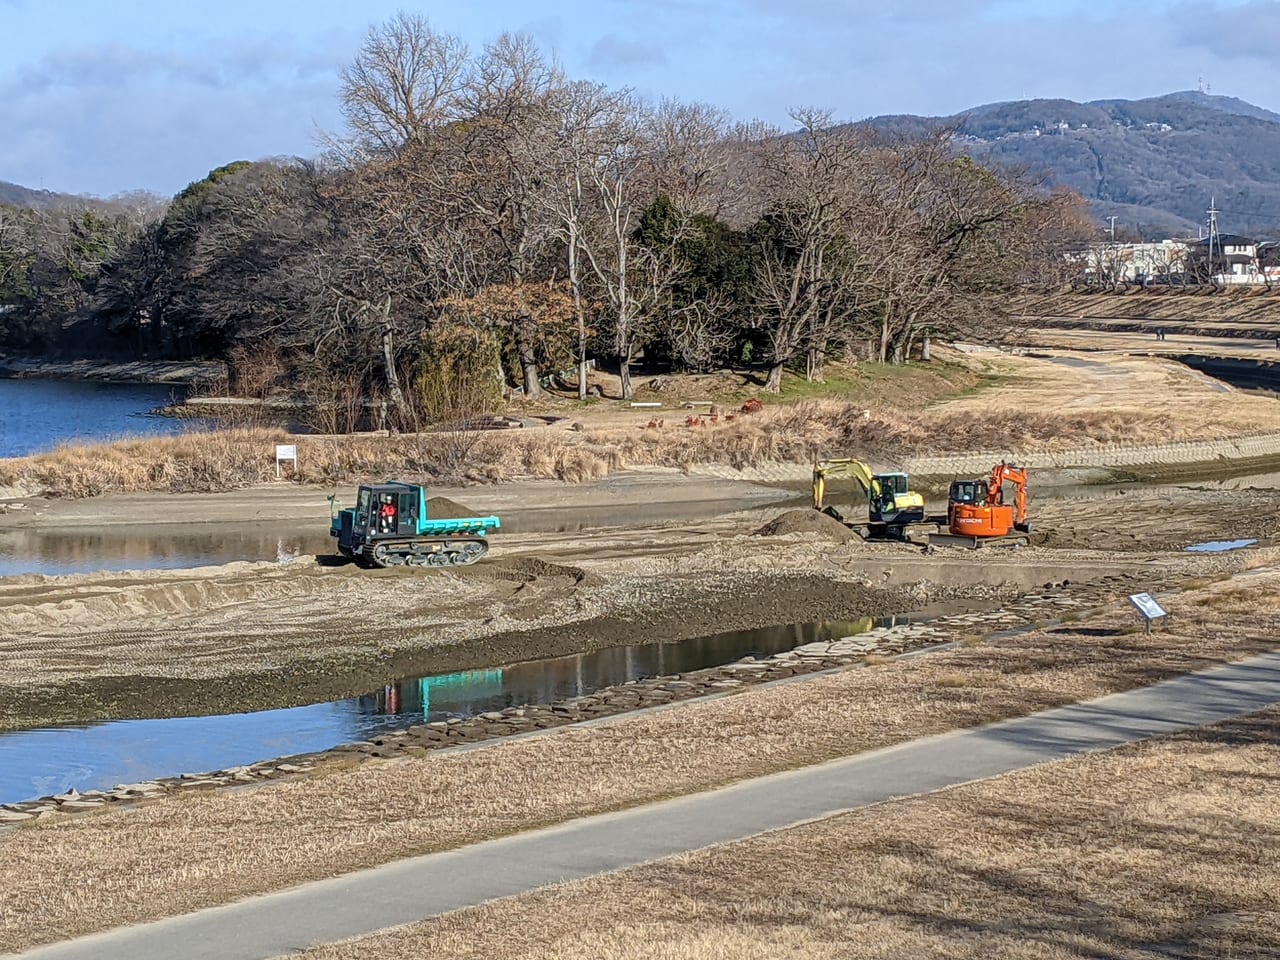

{"left": 1128, "top": 592, "right": 1168, "bottom": 635}
{"left": 275, "top": 443, "right": 298, "bottom": 479}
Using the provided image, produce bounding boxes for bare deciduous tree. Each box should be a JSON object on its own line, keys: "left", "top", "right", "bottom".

{"left": 749, "top": 109, "right": 864, "bottom": 392}
{"left": 338, "top": 12, "right": 469, "bottom": 156}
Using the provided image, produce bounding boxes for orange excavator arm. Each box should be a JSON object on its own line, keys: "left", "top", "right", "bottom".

{"left": 989, "top": 464, "right": 1029, "bottom": 525}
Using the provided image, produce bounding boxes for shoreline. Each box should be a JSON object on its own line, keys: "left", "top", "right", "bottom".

{"left": 0, "top": 356, "right": 226, "bottom": 385}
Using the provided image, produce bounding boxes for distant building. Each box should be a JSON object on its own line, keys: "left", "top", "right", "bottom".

{"left": 1186, "top": 234, "right": 1260, "bottom": 284}
{"left": 1256, "top": 241, "right": 1280, "bottom": 281}
{"left": 1078, "top": 240, "right": 1190, "bottom": 284}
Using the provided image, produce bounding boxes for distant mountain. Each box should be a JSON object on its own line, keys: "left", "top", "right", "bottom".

{"left": 1097, "top": 90, "right": 1280, "bottom": 126}
{"left": 866, "top": 92, "right": 1280, "bottom": 239}
{"left": 0, "top": 180, "right": 78, "bottom": 209}
{"left": 1, "top": 180, "right": 170, "bottom": 222}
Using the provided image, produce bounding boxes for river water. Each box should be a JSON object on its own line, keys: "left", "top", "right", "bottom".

{"left": 0, "top": 378, "right": 196, "bottom": 459}
{"left": 0, "top": 616, "right": 901, "bottom": 805}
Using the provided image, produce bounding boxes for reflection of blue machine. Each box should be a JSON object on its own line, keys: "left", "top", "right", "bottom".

{"left": 418, "top": 670, "right": 505, "bottom": 717}
{"left": 375, "top": 670, "right": 508, "bottom": 719}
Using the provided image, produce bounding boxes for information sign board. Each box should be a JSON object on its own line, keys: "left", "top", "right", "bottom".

{"left": 1128, "top": 593, "right": 1168, "bottom": 633}
{"left": 275, "top": 444, "right": 298, "bottom": 478}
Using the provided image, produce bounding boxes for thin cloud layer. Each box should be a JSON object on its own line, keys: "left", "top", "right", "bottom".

{"left": 2, "top": 0, "right": 1277, "bottom": 197}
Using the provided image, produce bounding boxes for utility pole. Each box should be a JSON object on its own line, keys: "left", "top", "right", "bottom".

{"left": 1104, "top": 217, "right": 1119, "bottom": 287}
{"left": 1207, "top": 197, "right": 1221, "bottom": 284}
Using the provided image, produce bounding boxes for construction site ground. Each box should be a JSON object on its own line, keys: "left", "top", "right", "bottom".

{"left": 4, "top": 340, "right": 1280, "bottom": 956}
{"left": 3, "top": 339, "right": 1280, "bottom": 733}
{"left": 1, "top": 463, "right": 1279, "bottom": 734}
{"left": 0, "top": 340, "right": 1278, "bottom": 733}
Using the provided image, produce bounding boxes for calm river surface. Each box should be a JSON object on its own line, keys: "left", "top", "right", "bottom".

{"left": 0, "top": 378, "right": 196, "bottom": 458}
{"left": 0, "top": 617, "right": 896, "bottom": 805}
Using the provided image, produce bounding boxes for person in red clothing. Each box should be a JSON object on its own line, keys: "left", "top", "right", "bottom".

{"left": 378, "top": 496, "right": 397, "bottom": 533}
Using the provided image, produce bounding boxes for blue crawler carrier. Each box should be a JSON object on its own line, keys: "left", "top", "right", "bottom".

{"left": 330, "top": 481, "right": 500, "bottom": 567}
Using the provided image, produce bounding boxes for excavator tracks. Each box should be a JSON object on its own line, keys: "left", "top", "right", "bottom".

{"left": 358, "top": 537, "right": 490, "bottom": 569}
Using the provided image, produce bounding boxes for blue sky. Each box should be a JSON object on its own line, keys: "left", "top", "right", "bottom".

{"left": 2, "top": 0, "right": 1278, "bottom": 197}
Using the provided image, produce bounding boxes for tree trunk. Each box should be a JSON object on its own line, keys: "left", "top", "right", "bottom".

{"left": 889, "top": 327, "right": 908, "bottom": 364}
{"left": 516, "top": 319, "right": 542, "bottom": 400}
{"left": 807, "top": 342, "right": 827, "bottom": 382}
{"left": 568, "top": 226, "right": 588, "bottom": 401}
{"left": 921, "top": 334, "right": 931, "bottom": 361}
{"left": 618, "top": 351, "right": 633, "bottom": 401}
{"left": 764, "top": 360, "right": 785, "bottom": 393}
{"left": 496, "top": 351, "right": 511, "bottom": 400}
{"left": 379, "top": 299, "right": 408, "bottom": 428}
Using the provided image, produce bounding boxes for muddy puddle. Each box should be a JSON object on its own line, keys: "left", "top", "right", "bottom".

{"left": 0, "top": 498, "right": 789, "bottom": 578}
{"left": 1185, "top": 538, "right": 1259, "bottom": 553}
{"left": 0, "top": 614, "right": 905, "bottom": 805}
{"left": 0, "top": 523, "right": 332, "bottom": 578}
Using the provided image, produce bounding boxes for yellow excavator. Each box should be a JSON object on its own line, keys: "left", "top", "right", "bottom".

{"left": 812, "top": 459, "right": 928, "bottom": 539}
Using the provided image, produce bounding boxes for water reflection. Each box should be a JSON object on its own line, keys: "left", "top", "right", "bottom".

{"left": 0, "top": 524, "right": 331, "bottom": 578}
{"left": 0, "top": 616, "right": 895, "bottom": 805}
{"left": 362, "top": 617, "right": 889, "bottom": 720}
{"left": 0, "top": 499, "right": 792, "bottom": 578}
{"left": 1184, "top": 538, "right": 1258, "bottom": 553}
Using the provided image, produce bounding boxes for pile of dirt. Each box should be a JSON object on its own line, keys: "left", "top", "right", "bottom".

{"left": 754, "top": 509, "right": 855, "bottom": 543}
{"left": 483, "top": 557, "right": 594, "bottom": 584}
{"left": 426, "top": 496, "right": 481, "bottom": 519}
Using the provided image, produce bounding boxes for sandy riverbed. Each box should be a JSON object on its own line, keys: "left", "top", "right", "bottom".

{"left": 1, "top": 466, "right": 1277, "bottom": 732}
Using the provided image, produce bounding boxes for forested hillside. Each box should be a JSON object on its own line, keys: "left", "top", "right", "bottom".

{"left": 871, "top": 92, "right": 1280, "bottom": 238}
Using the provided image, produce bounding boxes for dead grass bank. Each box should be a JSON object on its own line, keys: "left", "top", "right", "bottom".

{"left": 302, "top": 708, "right": 1280, "bottom": 960}
{"left": 1019, "top": 286, "right": 1280, "bottom": 324}
{"left": 0, "top": 428, "right": 621, "bottom": 498}
{"left": 0, "top": 398, "right": 1216, "bottom": 499}
{"left": 2, "top": 570, "right": 1278, "bottom": 952}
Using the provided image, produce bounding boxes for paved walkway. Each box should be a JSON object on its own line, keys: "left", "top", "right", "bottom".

{"left": 13, "top": 652, "right": 1280, "bottom": 960}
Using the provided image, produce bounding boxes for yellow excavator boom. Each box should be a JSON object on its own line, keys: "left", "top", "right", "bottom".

{"left": 813, "top": 458, "right": 925, "bottom": 522}
{"left": 813, "top": 458, "right": 878, "bottom": 511}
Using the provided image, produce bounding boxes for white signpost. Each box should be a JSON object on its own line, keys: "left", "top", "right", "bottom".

{"left": 275, "top": 444, "right": 298, "bottom": 479}
{"left": 1128, "top": 592, "right": 1168, "bottom": 634}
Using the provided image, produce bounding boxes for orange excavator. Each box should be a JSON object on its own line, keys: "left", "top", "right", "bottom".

{"left": 947, "top": 463, "right": 1031, "bottom": 539}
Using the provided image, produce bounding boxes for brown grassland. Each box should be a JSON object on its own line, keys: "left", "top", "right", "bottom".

{"left": 298, "top": 707, "right": 1280, "bottom": 960}
{"left": 1, "top": 568, "right": 1277, "bottom": 952}
{"left": 5, "top": 348, "right": 1280, "bottom": 498}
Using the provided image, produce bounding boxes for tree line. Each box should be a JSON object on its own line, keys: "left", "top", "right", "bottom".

{"left": 0, "top": 13, "right": 1096, "bottom": 423}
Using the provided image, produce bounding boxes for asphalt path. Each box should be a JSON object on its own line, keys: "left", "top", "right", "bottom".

{"left": 12, "top": 651, "right": 1280, "bottom": 960}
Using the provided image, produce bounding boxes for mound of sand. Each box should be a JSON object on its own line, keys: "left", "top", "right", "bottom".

{"left": 426, "top": 496, "right": 482, "bottom": 519}
{"left": 754, "top": 509, "right": 855, "bottom": 543}
{"left": 485, "top": 557, "right": 593, "bottom": 584}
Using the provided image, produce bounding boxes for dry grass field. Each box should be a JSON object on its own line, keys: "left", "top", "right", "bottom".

{"left": 298, "top": 707, "right": 1280, "bottom": 960}
{"left": 1019, "top": 286, "right": 1280, "bottom": 325}
{"left": 2, "top": 568, "right": 1278, "bottom": 952}
{"left": 4, "top": 345, "right": 1278, "bottom": 498}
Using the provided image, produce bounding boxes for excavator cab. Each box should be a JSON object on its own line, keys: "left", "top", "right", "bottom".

{"left": 948, "top": 464, "right": 1030, "bottom": 539}
{"left": 947, "top": 478, "right": 989, "bottom": 526}
{"left": 872, "top": 472, "right": 914, "bottom": 521}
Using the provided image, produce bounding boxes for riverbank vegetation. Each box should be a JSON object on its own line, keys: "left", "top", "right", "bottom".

{"left": 0, "top": 397, "right": 1204, "bottom": 497}
{"left": 0, "top": 13, "right": 1096, "bottom": 428}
